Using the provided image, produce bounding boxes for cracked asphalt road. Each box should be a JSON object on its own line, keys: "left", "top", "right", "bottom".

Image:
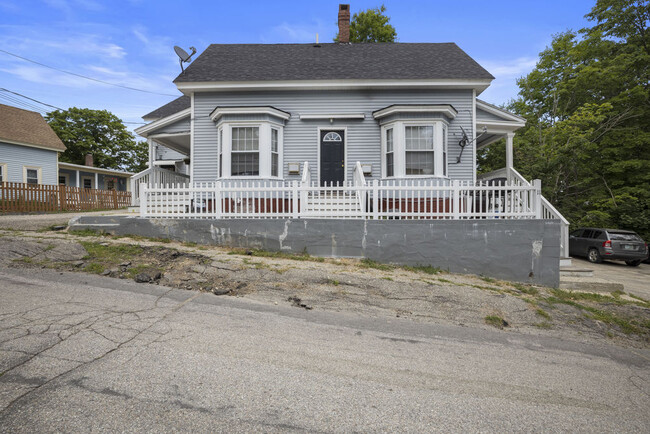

{"left": 1, "top": 267, "right": 649, "bottom": 432}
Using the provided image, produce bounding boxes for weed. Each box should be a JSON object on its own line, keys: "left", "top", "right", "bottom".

{"left": 182, "top": 241, "right": 198, "bottom": 247}
{"left": 403, "top": 264, "right": 442, "bottom": 275}
{"left": 534, "top": 321, "right": 553, "bottom": 329}
{"left": 535, "top": 308, "right": 552, "bottom": 320}
{"left": 485, "top": 315, "right": 508, "bottom": 329}
{"left": 84, "top": 262, "right": 104, "bottom": 274}
{"left": 480, "top": 275, "right": 497, "bottom": 284}
{"left": 327, "top": 279, "right": 340, "bottom": 286}
{"left": 381, "top": 276, "right": 394, "bottom": 281}
{"left": 359, "top": 258, "right": 394, "bottom": 271}
{"left": 69, "top": 228, "right": 103, "bottom": 237}
{"left": 228, "top": 248, "right": 326, "bottom": 263}
{"left": 14, "top": 256, "right": 34, "bottom": 264}
{"left": 44, "top": 244, "right": 55, "bottom": 252}
{"left": 437, "top": 277, "right": 455, "bottom": 284}
{"left": 511, "top": 282, "right": 539, "bottom": 295}
{"left": 611, "top": 290, "right": 625, "bottom": 299}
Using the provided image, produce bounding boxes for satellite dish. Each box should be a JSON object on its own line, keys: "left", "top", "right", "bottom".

{"left": 174, "top": 46, "right": 197, "bottom": 73}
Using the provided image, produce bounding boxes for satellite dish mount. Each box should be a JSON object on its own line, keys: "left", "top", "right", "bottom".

{"left": 174, "top": 46, "right": 197, "bottom": 73}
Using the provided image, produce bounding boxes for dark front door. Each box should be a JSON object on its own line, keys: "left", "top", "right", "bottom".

{"left": 320, "top": 130, "right": 345, "bottom": 186}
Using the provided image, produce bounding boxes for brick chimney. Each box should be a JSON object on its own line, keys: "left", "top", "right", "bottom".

{"left": 85, "top": 153, "right": 94, "bottom": 167}
{"left": 338, "top": 4, "right": 350, "bottom": 43}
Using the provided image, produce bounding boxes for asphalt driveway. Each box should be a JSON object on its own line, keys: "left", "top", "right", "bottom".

{"left": 572, "top": 257, "right": 650, "bottom": 299}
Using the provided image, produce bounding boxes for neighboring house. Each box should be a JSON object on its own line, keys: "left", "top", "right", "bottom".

{"left": 133, "top": 4, "right": 569, "bottom": 261}
{"left": 58, "top": 156, "right": 133, "bottom": 192}
{"left": 0, "top": 103, "right": 66, "bottom": 185}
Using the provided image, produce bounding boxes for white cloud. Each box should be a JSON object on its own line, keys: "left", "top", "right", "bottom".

{"left": 479, "top": 57, "right": 538, "bottom": 78}
{"left": 262, "top": 20, "right": 330, "bottom": 43}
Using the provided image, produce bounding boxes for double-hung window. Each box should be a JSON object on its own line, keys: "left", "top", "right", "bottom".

{"left": 25, "top": 167, "right": 39, "bottom": 184}
{"left": 271, "top": 128, "right": 279, "bottom": 177}
{"left": 405, "top": 125, "right": 435, "bottom": 175}
{"left": 385, "top": 128, "right": 394, "bottom": 177}
{"left": 231, "top": 127, "right": 260, "bottom": 176}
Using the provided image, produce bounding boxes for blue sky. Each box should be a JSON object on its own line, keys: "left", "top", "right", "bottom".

{"left": 0, "top": 0, "right": 596, "bottom": 130}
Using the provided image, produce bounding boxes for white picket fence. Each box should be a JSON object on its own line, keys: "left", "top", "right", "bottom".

{"left": 130, "top": 166, "right": 190, "bottom": 206}
{"left": 140, "top": 178, "right": 542, "bottom": 221}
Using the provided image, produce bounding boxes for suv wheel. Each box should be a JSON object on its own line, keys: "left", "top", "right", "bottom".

{"left": 625, "top": 260, "right": 641, "bottom": 267}
{"left": 587, "top": 248, "right": 602, "bottom": 263}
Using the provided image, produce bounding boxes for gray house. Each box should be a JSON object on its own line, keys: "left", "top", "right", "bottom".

{"left": 133, "top": 4, "right": 569, "bottom": 267}
{"left": 0, "top": 104, "right": 66, "bottom": 185}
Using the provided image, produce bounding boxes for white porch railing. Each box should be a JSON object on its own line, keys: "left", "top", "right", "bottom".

{"left": 480, "top": 167, "right": 570, "bottom": 258}
{"left": 130, "top": 166, "right": 190, "bottom": 206}
{"left": 139, "top": 169, "right": 541, "bottom": 221}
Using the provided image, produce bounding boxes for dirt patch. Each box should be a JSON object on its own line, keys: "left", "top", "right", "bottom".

{"left": 2, "top": 230, "right": 649, "bottom": 348}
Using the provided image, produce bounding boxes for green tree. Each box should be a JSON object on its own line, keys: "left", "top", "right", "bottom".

{"left": 335, "top": 4, "right": 397, "bottom": 43}
{"left": 479, "top": 0, "right": 650, "bottom": 239}
{"left": 46, "top": 107, "right": 148, "bottom": 173}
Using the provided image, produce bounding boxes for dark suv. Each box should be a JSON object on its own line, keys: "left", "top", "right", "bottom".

{"left": 569, "top": 228, "right": 648, "bottom": 266}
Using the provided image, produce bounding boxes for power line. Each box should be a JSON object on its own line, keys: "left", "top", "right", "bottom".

{"left": 0, "top": 87, "right": 62, "bottom": 110}
{"left": 0, "top": 48, "right": 179, "bottom": 97}
{"left": 0, "top": 88, "right": 146, "bottom": 124}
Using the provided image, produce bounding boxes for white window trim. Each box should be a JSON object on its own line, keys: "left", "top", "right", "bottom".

{"left": 217, "top": 120, "right": 284, "bottom": 180}
{"left": 59, "top": 173, "right": 69, "bottom": 186}
{"left": 81, "top": 175, "right": 94, "bottom": 189}
{"left": 0, "top": 163, "right": 7, "bottom": 183}
{"left": 23, "top": 166, "right": 42, "bottom": 185}
{"left": 380, "top": 120, "right": 449, "bottom": 179}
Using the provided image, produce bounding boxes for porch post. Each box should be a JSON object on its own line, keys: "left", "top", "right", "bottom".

{"left": 506, "top": 132, "right": 515, "bottom": 182}
{"left": 75, "top": 170, "right": 79, "bottom": 188}
{"left": 94, "top": 172, "right": 98, "bottom": 189}
{"left": 148, "top": 138, "right": 154, "bottom": 168}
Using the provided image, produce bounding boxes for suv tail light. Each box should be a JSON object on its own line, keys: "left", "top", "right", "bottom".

{"left": 602, "top": 240, "right": 612, "bottom": 248}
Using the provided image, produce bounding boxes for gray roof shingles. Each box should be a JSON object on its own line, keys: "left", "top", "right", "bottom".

{"left": 143, "top": 95, "right": 190, "bottom": 119}
{"left": 173, "top": 43, "right": 494, "bottom": 83}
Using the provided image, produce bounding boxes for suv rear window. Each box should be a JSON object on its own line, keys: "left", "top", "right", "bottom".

{"left": 608, "top": 232, "right": 641, "bottom": 241}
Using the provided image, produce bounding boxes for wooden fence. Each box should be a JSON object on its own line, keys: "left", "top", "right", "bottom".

{"left": 0, "top": 182, "right": 131, "bottom": 213}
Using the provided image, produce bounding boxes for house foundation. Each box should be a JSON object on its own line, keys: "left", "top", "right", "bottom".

{"left": 70, "top": 216, "right": 560, "bottom": 287}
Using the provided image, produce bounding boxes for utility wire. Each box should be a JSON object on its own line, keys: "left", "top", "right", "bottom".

{"left": 0, "top": 88, "right": 146, "bottom": 124}
{"left": 0, "top": 48, "right": 179, "bottom": 97}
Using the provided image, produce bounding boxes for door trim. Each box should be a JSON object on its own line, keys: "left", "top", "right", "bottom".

{"left": 316, "top": 126, "right": 347, "bottom": 185}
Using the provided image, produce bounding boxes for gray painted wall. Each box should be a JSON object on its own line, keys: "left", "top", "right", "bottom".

{"left": 71, "top": 216, "right": 560, "bottom": 287}
{"left": 0, "top": 142, "right": 59, "bottom": 185}
{"left": 193, "top": 89, "right": 475, "bottom": 184}
{"left": 476, "top": 107, "right": 504, "bottom": 122}
{"left": 155, "top": 143, "right": 187, "bottom": 162}
{"left": 155, "top": 117, "right": 190, "bottom": 135}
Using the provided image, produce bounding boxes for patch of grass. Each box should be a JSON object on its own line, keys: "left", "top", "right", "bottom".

{"left": 628, "top": 294, "right": 650, "bottom": 306}
{"left": 535, "top": 308, "right": 552, "bottom": 320}
{"left": 182, "top": 241, "right": 198, "bottom": 247}
{"left": 611, "top": 290, "right": 625, "bottom": 299}
{"left": 403, "top": 264, "right": 442, "bottom": 275}
{"left": 511, "top": 282, "right": 539, "bottom": 295}
{"left": 470, "top": 284, "right": 503, "bottom": 293}
{"left": 14, "top": 256, "right": 34, "bottom": 264}
{"left": 80, "top": 241, "right": 144, "bottom": 264}
{"left": 437, "top": 277, "right": 456, "bottom": 284}
{"left": 550, "top": 288, "right": 648, "bottom": 308}
{"left": 84, "top": 262, "right": 105, "bottom": 274}
{"left": 44, "top": 244, "right": 55, "bottom": 252}
{"left": 485, "top": 315, "right": 508, "bottom": 329}
{"left": 534, "top": 321, "right": 553, "bottom": 329}
{"left": 359, "top": 258, "right": 394, "bottom": 271}
{"left": 480, "top": 275, "right": 497, "bottom": 284}
{"left": 327, "top": 279, "right": 340, "bottom": 286}
{"left": 69, "top": 228, "right": 104, "bottom": 237}
{"left": 381, "top": 276, "right": 394, "bottom": 281}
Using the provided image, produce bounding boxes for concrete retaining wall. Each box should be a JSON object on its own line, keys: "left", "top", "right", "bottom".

{"left": 70, "top": 216, "right": 561, "bottom": 287}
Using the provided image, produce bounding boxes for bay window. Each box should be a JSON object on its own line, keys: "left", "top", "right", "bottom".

{"left": 381, "top": 121, "right": 449, "bottom": 178}
{"left": 211, "top": 107, "right": 289, "bottom": 179}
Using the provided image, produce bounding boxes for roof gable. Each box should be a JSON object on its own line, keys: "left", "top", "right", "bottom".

{"left": 0, "top": 104, "right": 66, "bottom": 152}
{"left": 143, "top": 95, "right": 190, "bottom": 120}
{"left": 174, "top": 43, "right": 494, "bottom": 84}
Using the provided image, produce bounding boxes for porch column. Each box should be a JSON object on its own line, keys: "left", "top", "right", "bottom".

{"left": 94, "top": 172, "right": 99, "bottom": 189}
{"left": 75, "top": 170, "right": 80, "bottom": 188}
{"left": 148, "top": 138, "right": 154, "bottom": 168}
{"left": 506, "top": 132, "right": 515, "bottom": 182}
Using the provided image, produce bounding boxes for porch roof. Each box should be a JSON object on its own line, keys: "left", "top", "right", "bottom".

{"left": 475, "top": 99, "right": 526, "bottom": 149}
